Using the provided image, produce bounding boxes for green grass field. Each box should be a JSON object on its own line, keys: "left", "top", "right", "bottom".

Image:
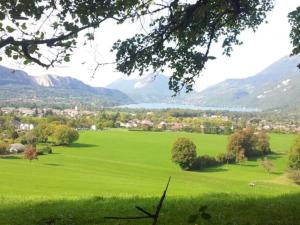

{"left": 0, "top": 130, "right": 299, "bottom": 225}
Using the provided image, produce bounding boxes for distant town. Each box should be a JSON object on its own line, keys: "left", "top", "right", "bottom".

{"left": 1, "top": 106, "right": 300, "bottom": 134}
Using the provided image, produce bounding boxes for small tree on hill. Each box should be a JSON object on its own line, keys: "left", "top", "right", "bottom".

{"left": 52, "top": 125, "right": 79, "bottom": 146}
{"left": 288, "top": 135, "right": 300, "bottom": 170}
{"left": 255, "top": 131, "right": 271, "bottom": 156}
{"left": 23, "top": 147, "right": 38, "bottom": 161}
{"left": 227, "top": 128, "right": 255, "bottom": 162}
{"left": 260, "top": 157, "right": 274, "bottom": 174}
{"left": 33, "top": 123, "right": 53, "bottom": 143}
{"left": 171, "top": 137, "right": 197, "bottom": 170}
{"left": 227, "top": 128, "right": 270, "bottom": 162}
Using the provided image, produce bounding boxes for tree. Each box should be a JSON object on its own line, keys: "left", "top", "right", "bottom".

{"left": 171, "top": 137, "right": 197, "bottom": 170}
{"left": 23, "top": 146, "right": 38, "bottom": 161}
{"left": 289, "top": 6, "right": 300, "bottom": 68}
{"left": 52, "top": 125, "right": 79, "bottom": 146}
{"left": 260, "top": 157, "right": 274, "bottom": 174}
{"left": 24, "top": 131, "right": 37, "bottom": 146}
{"left": 255, "top": 131, "right": 271, "bottom": 156}
{"left": 288, "top": 134, "right": 300, "bottom": 170}
{"left": 9, "top": 129, "right": 19, "bottom": 141}
{"left": 1, "top": 1, "right": 299, "bottom": 93}
{"left": 33, "top": 123, "right": 53, "bottom": 143}
{"left": 227, "top": 128, "right": 257, "bottom": 161}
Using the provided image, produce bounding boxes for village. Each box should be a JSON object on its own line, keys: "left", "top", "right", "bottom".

{"left": 1, "top": 107, "right": 300, "bottom": 134}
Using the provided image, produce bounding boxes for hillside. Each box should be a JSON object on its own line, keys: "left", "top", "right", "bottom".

{"left": 195, "top": 55, "right": 300, "bottom": 110}
{"left": 0, "top": 66, "right": 133, "bottom": 109}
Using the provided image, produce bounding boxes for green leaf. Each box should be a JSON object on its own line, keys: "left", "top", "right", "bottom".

{"left": 21, "top": 23, "right": 27, "bottom": 30}
{"left": 0, "top": 12, "right": 4, "bottom": 20}
{"left": 6, "top": 25, "right": 15, "bottom": 33}
{"left": 64, "top": 55, "right": 70, "bottom": 62}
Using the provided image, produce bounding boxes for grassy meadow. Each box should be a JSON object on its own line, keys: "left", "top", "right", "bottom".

{"left": 0, "top": 130, "right": 300, "bottom": 225}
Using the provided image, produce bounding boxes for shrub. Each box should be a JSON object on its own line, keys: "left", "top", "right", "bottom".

{"left": 288, "top": 170, "right": 300, "bottom": 185}
{"left": 52, "top": 125, "right": 79, "bottom": 145}
{"left": 288, "top": 135, "right": 300, "bottom": 169}
{"left": 171, "top": 137, "right": 197, "bottom": 170}
{"left": 260, "top": 157, "right": 275, "bottom": 173}
{"left": 0, "top": 143, "right": 8, "bottom": 155}
{"left": 255, "top": 131, "right": 271, "bottom": 155}
{"left": 216, "top": 152, "right": 236, "bottom": 164}
{"left": 227, "top": 128, "right": 270, "bottom": 162}
{"left": 23, "top": 147, "right": 38, "bottom": 161}
{"left": 37, "top": 146, "right": 53, "bottom": 155}
{"left": 191, "top": 155, "right": 219, "bottom": 170}
{"left": 10, "top": 130, "right": 19, "bottom": 140}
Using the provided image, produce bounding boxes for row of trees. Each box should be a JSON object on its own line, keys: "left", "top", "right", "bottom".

{"left": 33, "top": 123, "right": 79, "bottom": 146}
{"left": 171, "top": 127, "right": 300, "bottom": 185}
{"left": 171, "top": 128, "right": 271, "bottom": 171}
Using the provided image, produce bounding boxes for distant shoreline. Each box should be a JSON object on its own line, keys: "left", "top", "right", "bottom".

{"left": 115, "top": 103, "right": 261, "bottom": 112}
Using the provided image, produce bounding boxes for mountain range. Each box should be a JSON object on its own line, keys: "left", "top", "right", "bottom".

{"left": 108, "top": 55, "right": 300, "bottom": 111}
{"left": 1, "top": 54, "right": 300, "bottom": 111}
{"left": 194, "top": 55, "right": 300, "bottom": 110}
{"left": 0, "top": 66, "right": 133, "bottom": 109}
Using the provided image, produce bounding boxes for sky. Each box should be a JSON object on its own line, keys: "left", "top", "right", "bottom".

{"left": 2, "top": 0, "right": 299, "bottom": 91}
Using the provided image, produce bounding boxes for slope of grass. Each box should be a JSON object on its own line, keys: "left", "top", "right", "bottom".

{"left": 0, "top": 130, "right": 299, "bottom": 224}
{"left": 0, "top": 131, "right": 298, "bottom": 197}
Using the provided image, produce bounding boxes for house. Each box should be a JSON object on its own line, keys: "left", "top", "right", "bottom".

{"left": 141, "top": 120, "right": 154, "bottom": 126}
{"left": 158, "top": 121, "right": 167, "bottom": 129}
{"left": 91, "top": 125, "right": 97, "bottom": 130}
{"left": 8, "top": 144, "right": 26, "bottom": 153}
{"left": 19, "top": 123, "right": 34, "bottom": 131}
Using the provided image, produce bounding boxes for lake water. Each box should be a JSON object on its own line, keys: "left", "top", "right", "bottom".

{"left": 116, "top": 103, "right": 260, "bottom": 112}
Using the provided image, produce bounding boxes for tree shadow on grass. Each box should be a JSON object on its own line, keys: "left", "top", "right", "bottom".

{"left": 1, "top": 193, "right": 300, "bottom": 225}
{"left": 239, "top": 164, "right": 258, "bottom": 167}
{"left": 201, "top": 166, "right": 228, "bottom": 173}
{"left": 44, "top": 163, "right": 63, "bottom": 167}
{"left": 69, "top": 143, "right": 98, "bottom": 148}
{"left": 0, "top": 155, "right": 21, "bottom": 160}
{"left": 268, "top": 154, "right": 285, "bottom": 160}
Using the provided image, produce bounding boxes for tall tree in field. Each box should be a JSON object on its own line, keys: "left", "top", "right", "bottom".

{"left": 0, "top": 1, "right": 298, "bottom": 92}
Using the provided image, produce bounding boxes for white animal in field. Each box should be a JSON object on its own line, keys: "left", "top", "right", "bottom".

{"left": 248, "top": 182, "right": 256, "bottom": 187}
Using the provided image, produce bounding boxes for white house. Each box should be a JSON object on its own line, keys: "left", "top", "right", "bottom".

{"left": 19, "top": 123, "right": 34, "bottom": 131}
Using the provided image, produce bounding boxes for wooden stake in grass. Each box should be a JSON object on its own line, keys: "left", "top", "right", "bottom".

{"left": 104, "top": 176, "right": 171, "bottom": 225}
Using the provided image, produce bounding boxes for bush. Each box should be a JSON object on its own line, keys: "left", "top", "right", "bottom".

{"left": 288, "top": 135, "right": 300, "bottom": 169}
{"left": 0, "top": 143, "right": 8, "bottom": 155}
{"left": 227, "top": 128, "right": 270, "bottom": 162}
{"left": 255, "top": 131, "right": 271, "bottom": 155}
{"left": 171, "top": 137, "right": 197, "bottom": 170}
{"left": 288, "top": 170, "right": 300, "bottom": 185}
{"left": 52, "top": 125, "right": 79, "bottom": 145}
{"left": 191, "top": 155, "right": 219, "bottom": 170}
{"left": 23, "top": 147, "right": 38, "bottom": 161}
{"left": 216, "top": 152, "right": 236, "bottom": 164}
{"left": 37, "top": 146, "right": 53, "bottom": 155}
{"left": 260, "top": 158, "right": 275, "bottom": 174}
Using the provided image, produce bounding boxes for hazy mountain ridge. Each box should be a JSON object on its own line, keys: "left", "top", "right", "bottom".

{"left": 107, "top": 74, "right": 196, "bottom": 104}
{"left": 107, "top": 56, "right": 300, "bottom": 111}
{"left": 194, "top": 55, "right": 300, "bottom": 110}
{"left": 0, "top": 65, "right": 134, "bottom": 109}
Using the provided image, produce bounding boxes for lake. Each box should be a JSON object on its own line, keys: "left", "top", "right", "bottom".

{"left": 115, "top": 103, "right": 260, "bottom": 112}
